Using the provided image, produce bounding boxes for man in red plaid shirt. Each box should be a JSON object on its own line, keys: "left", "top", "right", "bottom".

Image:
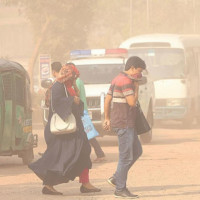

{"left": 103, "top": 56, "right": 146, "bottom": 199}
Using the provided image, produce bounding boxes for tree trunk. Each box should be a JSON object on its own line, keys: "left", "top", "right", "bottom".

{"left": 28, "top": 18, "right": 50, "bottom": 93}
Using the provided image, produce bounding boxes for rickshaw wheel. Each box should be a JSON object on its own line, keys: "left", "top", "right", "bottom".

{"left": 22, "top": 148, "right": 34, "bottom": 165}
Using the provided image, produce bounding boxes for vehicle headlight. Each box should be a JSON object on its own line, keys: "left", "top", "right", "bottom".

{"left": 166, "top": 98, "right": 186, "bottom": 106}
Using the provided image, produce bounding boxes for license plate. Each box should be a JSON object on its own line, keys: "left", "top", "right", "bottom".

{"left": 23, "top": 126, "right": 32, "bottom": 133}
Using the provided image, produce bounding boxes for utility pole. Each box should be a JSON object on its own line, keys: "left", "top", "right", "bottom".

{"left": 193, "top": 0, "right": 196, "bottom": 33}
{"left": 130, "top": 0, "right": 133, "bottom": 37}
{"left": 147, "top": 0, "right": 150, "bottom": 29}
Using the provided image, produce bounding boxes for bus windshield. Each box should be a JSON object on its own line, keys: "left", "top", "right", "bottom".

{"left": 75, "top": 63, "right": 124, "bottom": 84}
{"left": 128, "top": 48, "right": 186, "bottom": 80}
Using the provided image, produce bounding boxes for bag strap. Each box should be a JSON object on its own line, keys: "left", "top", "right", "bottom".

{"left": 64, "top": 84, "right": 68, "bottom": 97}
{"left": 51, "top": 83, "right": 68, "bottom": 113}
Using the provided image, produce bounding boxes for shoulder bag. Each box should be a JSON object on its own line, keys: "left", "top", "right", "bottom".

{"left": 135, "top": 102, "right": 151, "bottom": 135}
{"left": 50, "top": 84, "right": 77, "bottom": 135}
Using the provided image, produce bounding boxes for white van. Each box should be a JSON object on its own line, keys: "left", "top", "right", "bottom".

{"left": 120, "top": 34, "right": 200, "bottom": 126}
{"left": 68, "top": 48, "right": 155, "bottom": 143}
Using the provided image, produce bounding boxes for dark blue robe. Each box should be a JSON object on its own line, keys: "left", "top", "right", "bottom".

{"left": 29, "top": 82, "right": 92, "bottom": 185}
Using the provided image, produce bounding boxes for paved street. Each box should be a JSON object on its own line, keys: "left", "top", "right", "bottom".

{"left": 0, "top": 122, "right": 200, "bottom": 200}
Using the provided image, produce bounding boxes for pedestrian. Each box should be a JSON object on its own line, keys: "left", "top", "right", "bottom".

{"left": 52, "top": 61, "right": 62, "bottom": 78}
{"left": 38, "top": 62, "right": 62, "bottom": 156}
{"left": 29, "top": 62, "right": 101, "bottom": 195}
{"left": 44, "top": 62, "right": 62, "bottom": 119}
{"left": 66, "top": 62, "right": 106, "bottom": 163}
{"left": 103, "top": 56, "right": 146, "bottom": 198}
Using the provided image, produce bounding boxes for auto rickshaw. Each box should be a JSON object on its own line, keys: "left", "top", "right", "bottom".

{"left": 0, "top": 59, "right": 37, "bottom": 164}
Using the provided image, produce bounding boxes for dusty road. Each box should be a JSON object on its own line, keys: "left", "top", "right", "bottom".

{"left": 0, "top": 123, "right": 200, "bottom": 200}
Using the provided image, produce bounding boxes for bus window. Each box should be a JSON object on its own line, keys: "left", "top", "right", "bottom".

{"left": 185, "top": 50, "right": 196, "bottom": 76}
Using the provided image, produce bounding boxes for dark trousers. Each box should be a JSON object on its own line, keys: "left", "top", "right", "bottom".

{"left": 89, "top": 138, "right": 105, "bottom": 158}
{"left": 113, "top": 128, "right": 142, "bottom": 191}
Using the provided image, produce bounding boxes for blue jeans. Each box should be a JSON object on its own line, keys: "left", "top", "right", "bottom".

{"left": 113, "top": 128, "right": 143, "bottom": 191}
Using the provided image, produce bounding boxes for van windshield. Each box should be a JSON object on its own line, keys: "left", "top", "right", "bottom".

{"left": 76, "top": 64, "right": 124, "bottom": 84}
{"left": 128, "top": 48, "right": 185, "bottom": 80}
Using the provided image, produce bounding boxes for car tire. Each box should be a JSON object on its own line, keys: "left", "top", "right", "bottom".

{"left": 181, "top": 107, "right": 194, "bottom": 128}
{"left": 181, "top": 117, "right": 193, "bottom": 128}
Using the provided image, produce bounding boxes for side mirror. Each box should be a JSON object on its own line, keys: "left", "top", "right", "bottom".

{"left": 138, "top": 76, "right": 147, "bottom": 85}
{"left": 41, "top": 79, "right": 53, "bottom": 88}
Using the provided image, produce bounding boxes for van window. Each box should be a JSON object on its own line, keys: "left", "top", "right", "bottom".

{"left": 130, "top": 42, "right": 171, "bottom": 48}
{"left": 76, "top": 64, "right": 124, "bottom": 84}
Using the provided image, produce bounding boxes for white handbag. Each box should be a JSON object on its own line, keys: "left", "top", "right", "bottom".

{"left": 50, "top": 85, "right": 77, "bottom": 135}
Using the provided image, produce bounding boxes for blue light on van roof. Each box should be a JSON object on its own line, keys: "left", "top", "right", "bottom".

{"left": 70, "top": 50, "right": 91, "bottom": 57}
{"left": 70, "top": 48, "right": 127, "bottom": 59}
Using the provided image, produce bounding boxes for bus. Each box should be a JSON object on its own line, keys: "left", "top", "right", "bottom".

{"left": 120, "top": 34, "right": 200, "bottom": 126}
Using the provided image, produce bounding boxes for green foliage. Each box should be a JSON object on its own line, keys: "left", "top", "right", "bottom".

{"left": 87, "top": 0, "right": 200, "bottom": 47}
{"left": 87, "top": 0, "right": 131, "bottom": 48}
{"left": 3, "top": 0, "right": 200, "bottom": 58}
{"left": 4, "top": 0, "right": 95, "bottom": 61}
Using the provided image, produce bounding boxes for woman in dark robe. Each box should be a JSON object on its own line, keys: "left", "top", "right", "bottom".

{"left": 29, "top": 64, "right": 101, "bottom": 195}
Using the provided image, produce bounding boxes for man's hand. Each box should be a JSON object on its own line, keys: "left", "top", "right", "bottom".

{"left": 133, "top": 81, "right": 139, "bottom": 93}
{"left": 103, "top": 94, "right": 112, "bottom": 131}
{"left": 103, "top": 119, "right": 111, "bottom": 131}
{"left": 125, "top": 81, "right": 139, "bottom": 107}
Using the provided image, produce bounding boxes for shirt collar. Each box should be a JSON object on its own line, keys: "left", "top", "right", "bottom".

{"left": 120, "top": 71, "right": 134, "bottom": 80}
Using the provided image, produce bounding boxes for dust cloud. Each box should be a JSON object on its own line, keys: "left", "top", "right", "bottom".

{"left": 0, "top": 1, "right": 200, "bottom": 132}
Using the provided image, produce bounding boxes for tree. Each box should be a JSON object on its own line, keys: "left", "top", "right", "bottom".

{"left": 87, "top": 0, "right": 131, "bottom": 48}
{"left": 3, "top": 0, "right": 200, "bottom": 87}
{"left": 4, "top": 0, "right": 95, "bottom": 91}
{"left": 87, "top": 0, "right": 200, "bottom": 48}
